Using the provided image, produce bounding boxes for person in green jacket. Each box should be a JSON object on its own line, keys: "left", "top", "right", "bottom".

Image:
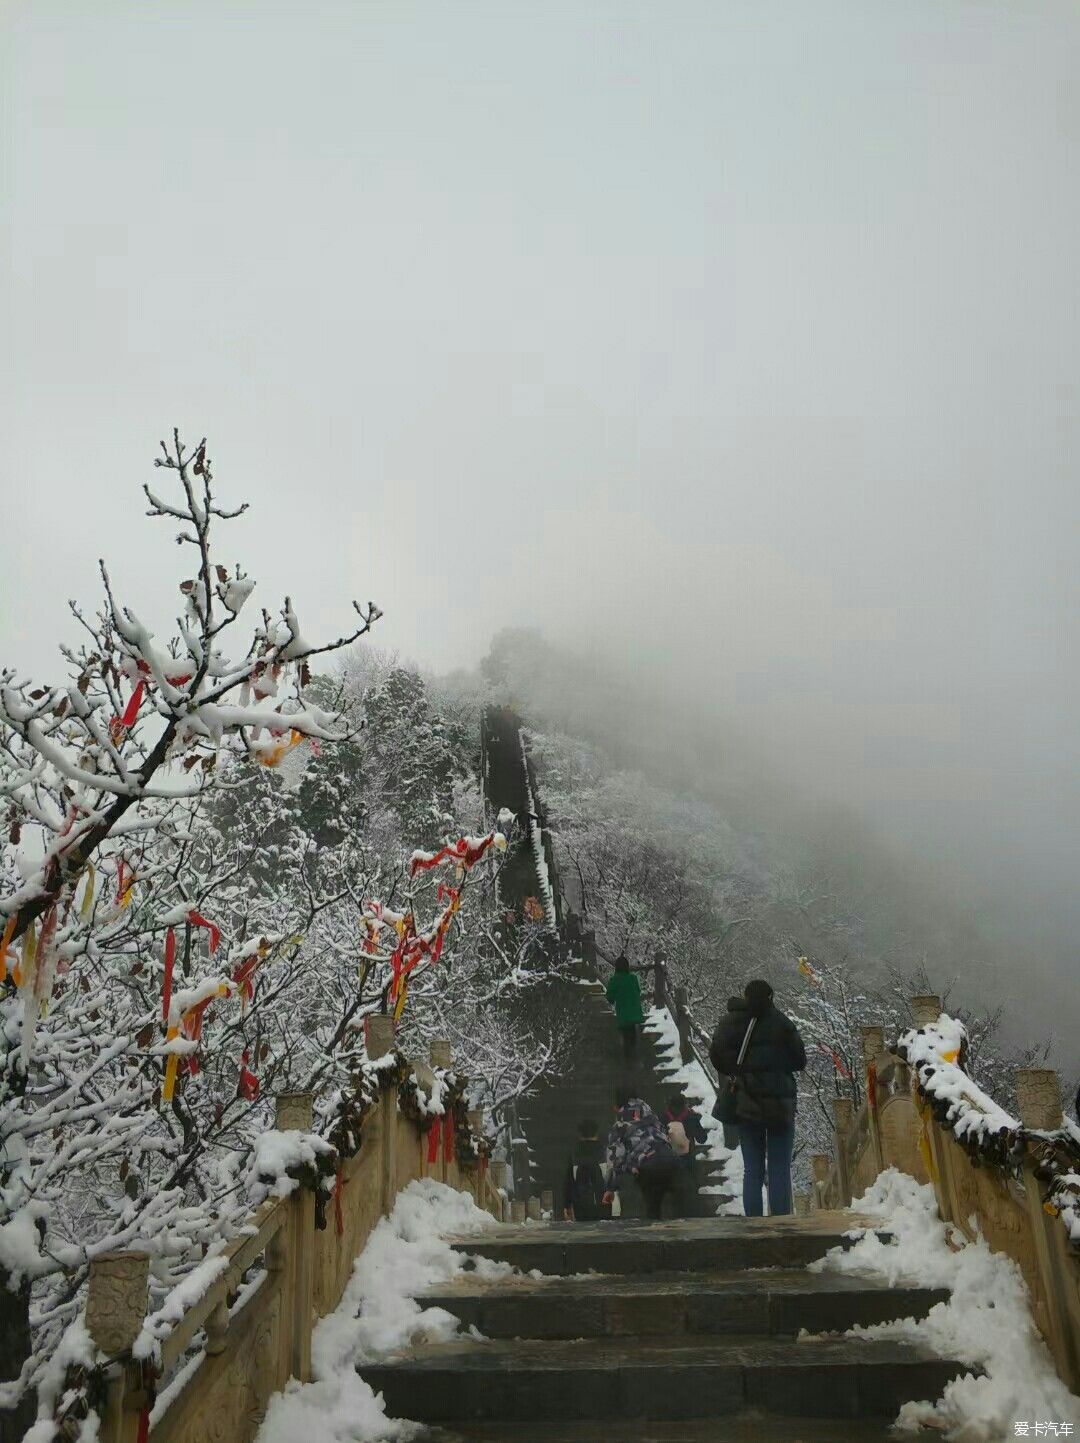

{"left": 606, "top": 954, "right": 645, "bottom": 1061}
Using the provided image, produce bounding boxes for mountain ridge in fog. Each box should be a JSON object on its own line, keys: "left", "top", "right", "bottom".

{"left": 472, "top": 627, "right": 1075, "bottom": 1057}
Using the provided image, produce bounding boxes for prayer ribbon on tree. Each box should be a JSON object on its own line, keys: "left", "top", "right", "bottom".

{"left": 118, "top": 679, "right": 145, "bottom": 731}
{"left": 797, "top": 956, "right": 821, "bottom": 986}
{"left": 233, "top": 941, "right": 270, "bottom": 1014}
{"left": 0, "top": 916, "right": 16, "bottom": 985}
{"left": 392, "top": 977, "right": 410, "bottom": 1022}
{"left": 816, "top": 1043, "right": 851, "bottom": 1080}
{"left": 238, "top": 1049, "right": 260, "bottom": 1100}
{"left": 161, "top": 929, "right": 176, "bottom": 1024}
{"left": 258, "top": 728, "right": 307, "bottom": 768}
{"left": 187, "top": 910, "right": 221, "bottom": 953}
{"left": 442, "top": 1112, "right": 455, "bottom": 1163}
{"left": 408, "top": 830, "right": 507, "bottom": 879}
{"left": 13, "top": 919, "right": 36, "bottom": 990}
{"left": 333, "top": 1165, "right": 345, "bottom": 1237}
{"left": 162, "top": 984, "right": 230, "bottom": 1101}
{"left": 79, "top": 863, "right": 96, "bottom": 919}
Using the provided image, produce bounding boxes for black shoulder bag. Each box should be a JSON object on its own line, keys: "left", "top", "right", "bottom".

{"left": 712, "top": 1016, "right": 757, "bottom": 1124}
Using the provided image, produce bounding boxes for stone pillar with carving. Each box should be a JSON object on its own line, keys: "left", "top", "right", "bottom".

{"left": 275, "top": 1092, "right": 315, "bottom": 1385}
{"left": 86, "top": 1251, "right": 150, "bottom": 1443}
{"left": 911, "top": 995, "right": 942, "bottom": 1026}
{"left": 1016, "top": 1069, "right": 1080, "bottom": 1391}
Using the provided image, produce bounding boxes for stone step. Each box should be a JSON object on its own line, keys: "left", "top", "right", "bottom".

{"left": 415, "top": 1414, "right": 907, "bottom": 1442}
{"left": 451, "top": 1214, "right": 869, "bottom": 1276}
{"left": 422, "top": 1268, "right": 948, "bottom": 1340}
{"left": 359, "top": 1334, "right": 969, "bottom": 1423}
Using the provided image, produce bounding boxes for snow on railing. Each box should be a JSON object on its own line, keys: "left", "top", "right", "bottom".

{"left": 65, "top": 1035, "right": 505, "bottom": 1443}
{"left": 896, "top": 1013, "right": 1019, "bottom": 1149}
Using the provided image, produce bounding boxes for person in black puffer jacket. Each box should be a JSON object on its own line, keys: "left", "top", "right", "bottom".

{"left": 710, "top": 979, "right": 806, "bottom": 1216}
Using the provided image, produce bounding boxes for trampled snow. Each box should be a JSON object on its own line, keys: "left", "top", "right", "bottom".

{"left": 814, "top": 1168, "right": 1080, "bottom": 1439}
{"left": 255, "top": 1179, "right": 507, "bottom": 1443}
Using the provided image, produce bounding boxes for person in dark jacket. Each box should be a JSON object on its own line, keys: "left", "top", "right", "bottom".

{"left": 710, "top": 979, "right": 806, "bottom": 1217}
{"left": 563, "top": 1118, "right": 609, "bottom": 1221}
{"left": 606, "top": 954, "right": 645, "bottom": 1061}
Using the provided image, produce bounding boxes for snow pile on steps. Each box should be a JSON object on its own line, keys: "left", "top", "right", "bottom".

{"left": 645, "top": 1006, "right": 743, "bottom": 1215}
{"left": 813, "top": 1168, "right": 1080, "bottom": 1440}
{"left": 256, "top": 1179, "right": 508, "bottom": 1443}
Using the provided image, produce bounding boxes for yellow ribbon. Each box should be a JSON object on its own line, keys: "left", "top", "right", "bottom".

{"left": 0, "top": 916, "right": 16, "bottom": 984}
{"left": 80, "top": 864, "right": 96, "bottom": 919}
{"left": 392, "top": 978, "right": 410, "bottom": 1022}
{"left": 162, "top": 1028, "right": 180, "bottom": 1101}
{"left": 14, "top": 922, "right": 36, "bottom": 991}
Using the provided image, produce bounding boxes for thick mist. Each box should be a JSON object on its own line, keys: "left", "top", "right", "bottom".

{"left": 4, "top": 3, "right": 1078, "bottom": 1042}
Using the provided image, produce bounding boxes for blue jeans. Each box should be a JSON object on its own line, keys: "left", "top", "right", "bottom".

{"left": 739, "top": 1123, "right": 794, "bottom": 1216}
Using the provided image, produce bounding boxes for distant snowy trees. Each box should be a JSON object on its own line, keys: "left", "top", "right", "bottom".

{"left": 521, "top": 721, "right": 1050, "bottom": 1178}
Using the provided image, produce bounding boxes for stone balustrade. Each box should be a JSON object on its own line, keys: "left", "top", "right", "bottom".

{"left": 85, "top": 1036, "right": 505, "bottom": 1443}
{"left": 807, "top": 994, "right": 1080, "bottom": 1395}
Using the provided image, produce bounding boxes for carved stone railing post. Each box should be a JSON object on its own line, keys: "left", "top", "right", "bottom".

{"left": 430, "top": 1041, "right": 453, "bottom": 1183}
{"left": 911, "top": 994, "right": 942, "bottom": 1026}
{"left": 832, "top": 1097, "right": 854, "bottom": 1207}
{"left": 527, "top": 1196, "right": 541, "bottom": 1222}
{"left": 540, "top": 1188, "right": 554, "bottom": 1216}
{"left": 430, "top": 1038, "right": 453, "bottom": 1070}
{"left": 860, "top": 1026, "right": 886, "bottom": 1175}
{"left": 490, "top": 1160, "right": 511, "bottom": 1221}
{"left": 367, "top": 1017, "right": 398, "bottom": 1216}
{"left": 275, "top": 1092, "right": 314, "bottom": 1384}
{"left": 794, "top": 1190, "right": 811, "bottom": 1217}
{"left": 811, "top": 1154, "right": 831, "bottom": 1210}
{"left": 86, "top": 1251, "right": 150, "bottom": 1443}
{"left": 1016, "top": 1069, "right": 1080, "bottom": 1390}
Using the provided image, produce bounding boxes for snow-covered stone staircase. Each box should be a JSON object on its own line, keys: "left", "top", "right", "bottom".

{"left": 360, "top": 1211, "right": 968, "bottom": 1439}
{"left": 514, "top": 979, "right": 730, "bottom": 1219}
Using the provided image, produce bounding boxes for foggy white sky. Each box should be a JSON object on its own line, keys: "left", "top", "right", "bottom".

{"left": 4, "top": 2, "right": 1079, "bottom": 1015}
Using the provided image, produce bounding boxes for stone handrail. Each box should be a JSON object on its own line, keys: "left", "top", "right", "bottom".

{"left": 82, "top": 1031, "right": 506, "bottom": 1443}
{"left": 806, "top": 995, "right": 1080, "bottom": 1394}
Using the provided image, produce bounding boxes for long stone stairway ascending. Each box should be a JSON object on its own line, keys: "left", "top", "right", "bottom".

{"left": 361, "top": 1210, "right": 967, "bottom": 1439}
{"left": 514, "top": 979, "right": 729, "bottom": 1218}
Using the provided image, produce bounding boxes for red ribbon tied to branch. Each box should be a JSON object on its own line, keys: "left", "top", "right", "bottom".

{"left": 816, "top": 1043, "right": 852, "bottom": 1079}
{"left": 188, "top": 911, "right": 221, "bottom": 954}
{"left": 409, "top": 831, "right": 504, "bottom": 878}
{"left": 238, "top": 1048, "right": 260, "bottom": 1101}
{"left": 162, "top": 927, "right": 176, "bottom": 1024}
